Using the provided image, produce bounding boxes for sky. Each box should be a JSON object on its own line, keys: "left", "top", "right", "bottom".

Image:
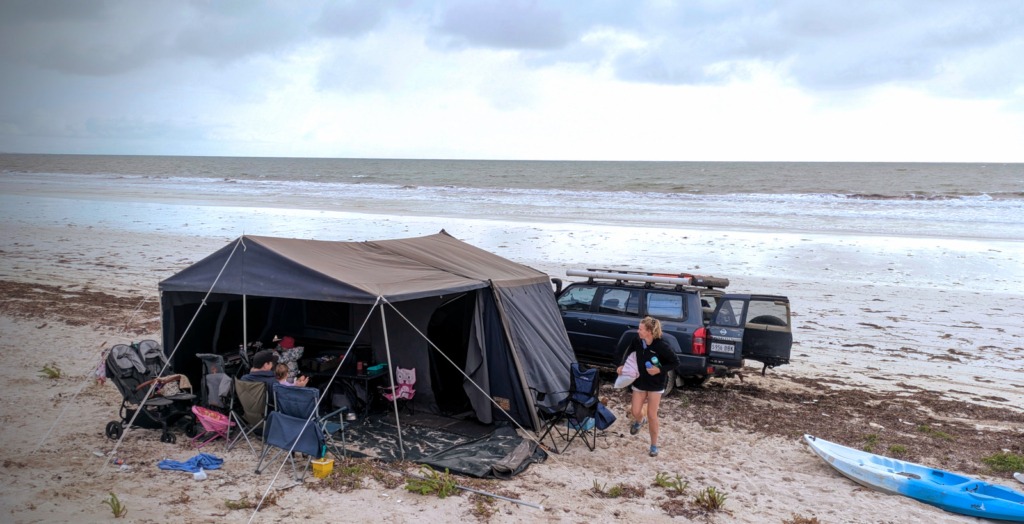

{"left": 1, "top": 1, "right": 1023, "bottom": 162}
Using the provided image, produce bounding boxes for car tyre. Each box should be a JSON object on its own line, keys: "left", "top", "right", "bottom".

{"left": 662, "top": 370, "right": 676, "bottom": 396}
{"left": 681, "top": 374, "right": 710, "bottom": 388}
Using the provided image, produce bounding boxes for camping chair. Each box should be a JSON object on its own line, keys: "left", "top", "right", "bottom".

{"left": 380, "top": 366, "right": 416, "bottom": 415}
{"left": 238, "top": 340, "right": 264, "bottom": 373}
{"left": 238, "top": 343, "right": 252, "bottom": 371}
{"left": 279, "top": 385, "right": 347, "bottom": 458}
{"left": 255, "top": 385, "right": 347, "bottom": 479}
{"left": 536, "top": 363, "right": 601, "bottom": 453}
{"left": 227, "top": 378, "right": 269, "bottom": 456}
{"left": 196, "top": 353, "right": 232, "bottom": 410}
{"left": 191, "top": 405, "right": 235, "bottom": 448}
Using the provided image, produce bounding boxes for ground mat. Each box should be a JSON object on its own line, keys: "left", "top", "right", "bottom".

{"left": 340, "top": 412, "right": 547, "bottom": 478}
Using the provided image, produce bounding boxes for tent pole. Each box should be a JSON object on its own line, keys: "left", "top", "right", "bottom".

{"left": 380, "top": 299, "right": 405, "bottom": 460}
{"left": 242, "top": 293, "right": 248, "bottom": 352}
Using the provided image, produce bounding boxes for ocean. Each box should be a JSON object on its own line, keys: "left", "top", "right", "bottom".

{"left": 2, "top": 154, "right": 1022, "bottom": 242}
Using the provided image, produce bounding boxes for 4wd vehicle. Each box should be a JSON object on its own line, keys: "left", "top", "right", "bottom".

{"left": 553, "top": 268, "right": 793, "bottom": 392}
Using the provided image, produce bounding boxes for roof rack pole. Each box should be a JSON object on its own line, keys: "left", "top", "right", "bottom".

{"left": 567, "top": 268, "right": 729, "bottom": 289}
{"left": 568, "top": 269, "right": 693, "bottom": 286}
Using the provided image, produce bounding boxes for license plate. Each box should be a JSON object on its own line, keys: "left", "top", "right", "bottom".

{"left": 711, "top": 342, "right": 734, "bottom": 354}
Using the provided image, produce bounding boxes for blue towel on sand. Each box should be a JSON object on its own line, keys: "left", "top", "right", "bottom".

{"left": 158, "top": 453, "right": 224, "bottom": 473}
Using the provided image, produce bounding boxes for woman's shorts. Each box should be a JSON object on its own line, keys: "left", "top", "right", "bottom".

{"left": 632, "top": 386, "right": 665, "bottom": 394}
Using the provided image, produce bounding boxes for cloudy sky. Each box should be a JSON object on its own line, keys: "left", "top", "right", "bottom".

{"left": 1, "top": 1, "right": 1022, "bottom": 162}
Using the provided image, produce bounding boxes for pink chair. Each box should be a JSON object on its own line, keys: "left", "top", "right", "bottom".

{"left": 191, "top": 405, "right": 235, "bottom": 448}
{"left": 381, "top": 367, "right": 416, "bottom": 414}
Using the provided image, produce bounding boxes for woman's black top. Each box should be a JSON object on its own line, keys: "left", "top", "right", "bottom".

{"left": 625, "top": 337, "right": 679, "bottom": 392}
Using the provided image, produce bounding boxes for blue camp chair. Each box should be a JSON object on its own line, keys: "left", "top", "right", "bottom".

{"left": 254, "top": 385, "right": 347, "bottom": 480}
{"left": 536, "top": 363, "right": 601, "bottom": 453}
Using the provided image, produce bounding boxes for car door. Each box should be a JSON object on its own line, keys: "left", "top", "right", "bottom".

{"left": 708, "top": 294, "right": 792, "bottom": 369}
{"left": 582, "top": 286, "right": 641, "bottom": 366}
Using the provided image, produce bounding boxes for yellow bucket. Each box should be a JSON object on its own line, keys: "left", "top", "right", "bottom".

{"left": 311, "top": 457, "right": 334, "bottom": 479}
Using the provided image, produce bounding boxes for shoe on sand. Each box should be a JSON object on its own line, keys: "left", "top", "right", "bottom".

{"left": 649, "top": 445, "right": 659, "bottom": 457}
{"left": 629, "top": 418, "right": 646, "bottom": 435}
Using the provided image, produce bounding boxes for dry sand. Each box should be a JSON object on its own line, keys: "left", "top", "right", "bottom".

{"left": 1, "top": 218, "right": 1023, "bottom": 523}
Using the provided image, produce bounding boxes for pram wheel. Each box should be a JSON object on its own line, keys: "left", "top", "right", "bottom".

{"left": 105, "top": 421, "right": 123, "bottom": 440}
{"left": 160, "top": 431, "right": 176, "bottom": 444}
{"left": 184, "top": 422, "right": 199, "bottom": 438}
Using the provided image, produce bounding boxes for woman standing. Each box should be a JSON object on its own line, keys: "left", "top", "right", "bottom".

{"left": 617, "top": 316, "right": 679, "bottom": 457}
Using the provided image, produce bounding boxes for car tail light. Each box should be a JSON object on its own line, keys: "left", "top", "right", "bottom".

{"left": 692, "top": 327, "right": 707, "bottom": 355}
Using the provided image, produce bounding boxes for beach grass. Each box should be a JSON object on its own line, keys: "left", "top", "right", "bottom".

{"left": 982, "top": 452, "right": 1024, "bottom": 473}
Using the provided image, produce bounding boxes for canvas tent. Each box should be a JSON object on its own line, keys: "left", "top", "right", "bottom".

{"left": 158, "top": 232, "right": 574, "bottom": 433}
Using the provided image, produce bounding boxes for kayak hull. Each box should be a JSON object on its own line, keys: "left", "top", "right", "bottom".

{"left": 804, "top": 434, "right": 1024, "bottom": 522}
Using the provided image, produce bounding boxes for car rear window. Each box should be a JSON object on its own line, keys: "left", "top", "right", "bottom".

{"left": 746, "top": 300, "right": 790, "bottom": 327}
{"left": 714, "top": 299, "right": 744, "bottom": 327}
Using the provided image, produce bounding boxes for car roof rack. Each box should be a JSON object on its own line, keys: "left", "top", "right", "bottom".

{"left": 567, "top": 268, "right": 729, "bottom": 289}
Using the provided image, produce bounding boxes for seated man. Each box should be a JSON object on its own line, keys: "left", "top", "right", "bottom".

{"left": 241, "top": 350, "right": 279, "bottom": 388}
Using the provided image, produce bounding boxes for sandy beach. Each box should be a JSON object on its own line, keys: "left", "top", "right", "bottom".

{"left": 1, "top": 194, "right": 1023, "bottom": 522}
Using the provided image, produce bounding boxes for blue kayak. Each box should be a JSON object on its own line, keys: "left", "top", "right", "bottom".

{"left": 805, "top": 434, "right": 1024, "bottom": 521}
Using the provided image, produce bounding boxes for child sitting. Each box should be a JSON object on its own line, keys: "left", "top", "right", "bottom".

{"left": 275, "top": 363, "right": 308, "bottom": 387}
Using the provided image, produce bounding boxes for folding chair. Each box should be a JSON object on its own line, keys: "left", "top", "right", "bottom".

{"left": 227, "top": 378, "right": 269, "bottom": 456}
{"left": 536, "top": 363, "right": 601, "bottom": 453}
{"left": 255, "top": 410, "right": 324, "bottom": 481}
{"left": 277, "top": 385, "right": 347, "bottom": 457}
{"left": 238, "top": 343, "right": 252, "bottom": 371}
{"left": 255, "top": 385, "right": 347, "bottom": 480}
{"left": 191, "top": 405, "right": 234, "bottom": 448}
{"left": 380, "top": 366, "right": 416, "bottom": 415}
{"left": 196, "top": 353, "right": 232, "bottom": 409}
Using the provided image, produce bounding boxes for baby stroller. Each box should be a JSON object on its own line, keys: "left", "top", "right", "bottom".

{"left": 136, "top": 339, "right": 174, "bottom": 377}
{"left": 104, "top": 343, "right": 196, "bottom": 444}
